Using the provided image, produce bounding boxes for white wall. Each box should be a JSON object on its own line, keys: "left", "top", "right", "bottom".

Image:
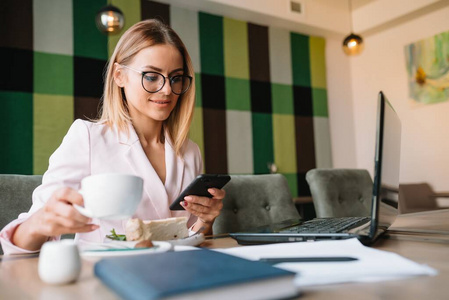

{"left": 353, "top": 0, "right": 442, "bottom": 33}
{"left": 160, "top": 0, "right": 352, "bottom": 36}
{"left": 351, "top": 6, "right": 449, "bottom": 190}
{"left": 325, "top": 37, "right": 357, "bottom": 168}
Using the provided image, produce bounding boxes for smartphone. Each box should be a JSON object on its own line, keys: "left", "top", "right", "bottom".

{"left": 169, "top": 174, "right": 231, "bottom": 210}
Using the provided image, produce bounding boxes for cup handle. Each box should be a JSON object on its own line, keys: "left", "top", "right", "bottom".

{"left": 74, "top": 190, "right": 94, "bottom": 218}
{"left": 73, "top": 204, "right": 94, "bottom": 218}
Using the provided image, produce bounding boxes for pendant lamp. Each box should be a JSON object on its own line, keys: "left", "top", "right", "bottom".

{"left": 95, "top": 5, "right": 125, "bottom": 35}
{"left": 342, "top": 0, "right": 364, "bottom": 56}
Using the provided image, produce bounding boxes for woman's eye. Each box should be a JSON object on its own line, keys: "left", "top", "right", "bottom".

{"left": 171, "top": 76, "right": 182, "bottom": 83}
{"left": 144, "top": 75, "right": 159, "bottom": 82}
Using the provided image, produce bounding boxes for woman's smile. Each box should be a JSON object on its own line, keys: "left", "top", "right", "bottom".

{"left": 149, "top": 99, "right": 172, "bottom": 105}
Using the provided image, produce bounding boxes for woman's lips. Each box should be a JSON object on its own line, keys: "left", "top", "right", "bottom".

{"left": 149, "top": 99, "right": 171, "bottom": 104}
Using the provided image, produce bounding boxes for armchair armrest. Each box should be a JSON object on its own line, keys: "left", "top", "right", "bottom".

{"left": 431, "top": 192, "right": 449, "bottom": 198}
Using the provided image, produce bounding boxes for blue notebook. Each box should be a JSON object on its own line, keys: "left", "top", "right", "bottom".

{"left": 94, "top": 249, "right": 298, "bottom": 300}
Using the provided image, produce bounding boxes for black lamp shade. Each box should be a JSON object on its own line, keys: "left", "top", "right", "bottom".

{"left": 342, "top": 33, "right": 364, "bottom": 56}
{"left": 95, "top": 5, "right": 125, "bottom": 35}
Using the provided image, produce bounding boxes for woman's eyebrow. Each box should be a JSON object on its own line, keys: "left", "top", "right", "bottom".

{"left": 169, "top": 68, "right": 184, "bottom": 75}
{"left": 141, "top": 65, "right": 184, "bottom": 75}
{"left": 142, "top": 65, "right": 162, "bottom": 72}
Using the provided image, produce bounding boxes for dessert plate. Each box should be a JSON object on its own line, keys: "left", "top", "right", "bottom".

{"left": 79, "top": 241, "right": 172, "bottom": 262}
{"left": 163, "top": 233, "right": 205, "bottom": 247}
{"left": 101, "top": 233, "right": 206, "bottom": 248}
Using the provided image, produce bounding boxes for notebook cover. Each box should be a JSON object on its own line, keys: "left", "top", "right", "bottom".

{"left": 94, "top": 249, "right": 295, "bottom": 300}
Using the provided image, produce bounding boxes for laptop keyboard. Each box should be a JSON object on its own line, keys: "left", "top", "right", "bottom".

{"left": 280, "top": 216, "right": 370, "bottom": 234}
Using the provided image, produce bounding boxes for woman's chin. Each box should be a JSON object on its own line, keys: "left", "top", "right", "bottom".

{"left": 149, "top": 112, "right": 172, "bottom": 122}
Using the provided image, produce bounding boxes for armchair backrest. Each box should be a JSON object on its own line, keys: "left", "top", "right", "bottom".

{"left": 306, "top": 169, "right": 372, "bottom": 218}
{"left": 0, "top": 174, "right": 42, "bottom": 254}
{"left": 212, "top": 174, "right": 300, "bottom": 234}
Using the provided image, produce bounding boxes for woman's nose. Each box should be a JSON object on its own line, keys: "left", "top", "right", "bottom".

{"left": 160, "top": 78, "right": 172, "bottom": 95}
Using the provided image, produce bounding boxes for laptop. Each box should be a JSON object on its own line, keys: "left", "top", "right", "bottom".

{"left": 231, "top": 91, "right": 402, "bottom": 245}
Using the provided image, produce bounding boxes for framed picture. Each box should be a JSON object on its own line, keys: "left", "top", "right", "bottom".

{"left": 405, "top": 31, "right": 449, "bottom": 105}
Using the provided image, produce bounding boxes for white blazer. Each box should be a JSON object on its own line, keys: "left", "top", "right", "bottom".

{"left": 0, "top": 119, "right": 202, "bottom": 254}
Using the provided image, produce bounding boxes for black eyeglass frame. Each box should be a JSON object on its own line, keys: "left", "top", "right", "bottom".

{"left": 120, "top": 64, "right": 192, "bottom": 95}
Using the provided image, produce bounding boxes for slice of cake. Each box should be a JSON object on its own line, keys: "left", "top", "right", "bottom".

{"left": 125, "top": 217, "right": 189, "bottom": 241}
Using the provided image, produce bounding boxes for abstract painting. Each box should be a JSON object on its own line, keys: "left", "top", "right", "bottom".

{"left": 405, "top": 30, "right": 449, "bottom": 105}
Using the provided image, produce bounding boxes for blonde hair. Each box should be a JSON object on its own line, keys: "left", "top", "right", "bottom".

{"left": 98, "top": 19, "right": 195, "bottom": 156}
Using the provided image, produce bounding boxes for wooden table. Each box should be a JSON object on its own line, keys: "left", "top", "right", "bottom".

{"left": 1, "top": 210, "right": 448, "bottom": 299}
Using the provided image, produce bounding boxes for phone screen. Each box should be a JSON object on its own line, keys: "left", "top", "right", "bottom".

{"left": 169, "top": 174, "right": 231, "bottom": 210}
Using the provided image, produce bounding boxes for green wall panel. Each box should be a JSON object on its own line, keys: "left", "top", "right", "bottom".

{"left": 273, "top": 114, "right": 297, "bottom": 173}
{"left": 224, "top": 17, "right": 249, "bottom": 79}
{"left": 34, "top": 52, "right": 73, "bottom": 95}
{"left": 309, "top": 36, "right": 327, "bottom": 89}
{"left": 252, "top": 112, "right": 274, "bottom": 174}
{"left": 0, "top": 92, "right": 33, "bottom": 174}
{"left": 282, "top": 173, "right": 298, "bottom": 198}
{"left": 271, "top": 83, "right": 294, "bottom": 115}
{"left": 33, "top": 94, "right": 74, "bottom": 174}
{"left": 291, "top": 33, "right": 311, "bottom": 87}
{"left": 199, "top": 13, "right": 224, "bottom": 76}
{"left": 225, "top": 77, "right": 251, "bottom": 111}
{"left": 73, "top": 0, "right": 108, "bottom": 60}
{"left": 312, "top": 88, "right": 328, "bottom": 117}
{"left": 189, "top": 107, "right": 205, "bottom": 172}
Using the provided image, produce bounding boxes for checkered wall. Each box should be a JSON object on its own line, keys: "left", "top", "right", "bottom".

{"left": 0, "top": 0, "right": 332, "bottom": 197}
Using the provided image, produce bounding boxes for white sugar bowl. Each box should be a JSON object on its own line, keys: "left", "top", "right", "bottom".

{"left": 38, "top": 240, "right": 81, "bottom": 285}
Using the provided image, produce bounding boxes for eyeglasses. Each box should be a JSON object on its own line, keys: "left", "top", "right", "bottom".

{"left": 119, "top": 64, "right": 192, "bottom": 95}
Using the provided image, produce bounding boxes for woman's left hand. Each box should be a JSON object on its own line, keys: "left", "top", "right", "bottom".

{"left": 181, "top": 188, "right": 225, "bottom": 232}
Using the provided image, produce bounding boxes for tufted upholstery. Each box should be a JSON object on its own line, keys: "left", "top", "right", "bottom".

{"left": 306, "top": 169, "right": 373, "bottom": 218}
{"left": 0, "top": 174, "right": 43, "bottom": 254}
{"left": 212, "top": 174, "right": 300, "bottom": 234}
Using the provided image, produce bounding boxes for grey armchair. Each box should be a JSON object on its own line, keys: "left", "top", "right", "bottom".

{"left": 399, "top": 183, "right": 449, "bottom": 214}
{"left": 212, "top": 174, "right": 300, "bottom": 234}
{"left": 0, "top": 174, "right": 43, "bottom": 254}
{"left": 306, "top": 169, "right": 372, "bottom": 218}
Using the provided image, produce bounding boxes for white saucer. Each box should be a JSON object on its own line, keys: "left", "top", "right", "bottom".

{"left": 101, "top": 233, "right": 205, "bottom": 248}
{"left": 163, "top": 233, "right": 205, "bottom": 247}
{"left": 80, "top": 241, "right": 172, "bottom": 262}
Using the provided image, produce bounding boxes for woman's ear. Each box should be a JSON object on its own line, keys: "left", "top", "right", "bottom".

{"left": 113, "top": 63, "right": 125, "bottom": 87}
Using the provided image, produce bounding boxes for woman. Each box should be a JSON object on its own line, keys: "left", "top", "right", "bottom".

{"left": 0, "top": 19, "right": 224, "bottom": 254}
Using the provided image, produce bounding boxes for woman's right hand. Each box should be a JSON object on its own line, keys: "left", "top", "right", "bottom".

{"left": 12, "top": 187, "right": 99, "bottom": 251}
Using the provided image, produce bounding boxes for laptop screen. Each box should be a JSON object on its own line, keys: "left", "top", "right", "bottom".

{"left": 229, "top": 91, "right": 402, "bottom": 245}
{"left": 370, "top": 91, "right": 401, "bottom": 238}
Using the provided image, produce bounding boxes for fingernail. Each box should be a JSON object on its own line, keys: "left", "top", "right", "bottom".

{"left": 184, "top": 196, "right": 192, "bottom": 201}
{"left": 208, "top": 188, "right": 215, "bottom": 194}
{"left": 181, "top": 201, "right": 188, "bottom": 207}
{"left": 91, "top": 225, "right": 99, "bottom": 230}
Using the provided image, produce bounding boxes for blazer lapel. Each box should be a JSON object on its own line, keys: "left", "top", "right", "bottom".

{"left": 120, "top": 124, "right": 169, "bottom": 219}
{"left": 164, "top": 133, "right": 185, "bottom": 211}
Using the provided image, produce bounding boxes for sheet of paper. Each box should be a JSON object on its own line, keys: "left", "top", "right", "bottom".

{"left": 215, "top": 238, "right": 437, "bottom": 286}
{"left": 173, "top": 245, "right": 199, "bottom": 251}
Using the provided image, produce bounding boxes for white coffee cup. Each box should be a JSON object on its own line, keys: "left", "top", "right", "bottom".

{"left": 38, "top": 240, "right": 81, "bottom": 285}
{"left": 74, "top": 173, "right": 143, "bottom": 220}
